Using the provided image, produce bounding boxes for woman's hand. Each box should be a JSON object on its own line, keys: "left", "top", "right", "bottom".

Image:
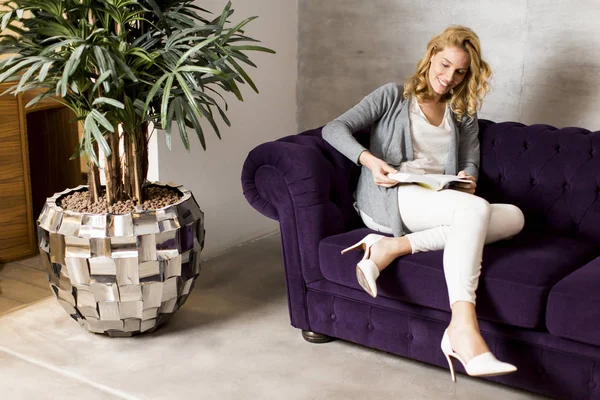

{"left": 359, "top": 151, "right": 399, "bottom": 188}
{"left": 453, "top": 170, "right": 477, "bottom": 195}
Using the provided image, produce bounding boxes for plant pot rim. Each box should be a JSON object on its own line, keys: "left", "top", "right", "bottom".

{"left": 43, "top": 181, "right": 192, "bottom": 218}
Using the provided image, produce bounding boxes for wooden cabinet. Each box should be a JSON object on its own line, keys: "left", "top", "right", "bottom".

{"left": 0, "top": 84, "right": 84, "bottom": 262}
{"left": 0, "top": 83, "right": 35, "bottom": 261}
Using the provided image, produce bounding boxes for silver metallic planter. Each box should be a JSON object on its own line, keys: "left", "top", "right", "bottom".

{"left": 37, "top": 182, "right": 205, "bottom": 337}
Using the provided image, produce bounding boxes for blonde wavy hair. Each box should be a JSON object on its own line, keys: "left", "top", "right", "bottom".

{"left": 403, "top": 26, "right": 492, "bottom": 120}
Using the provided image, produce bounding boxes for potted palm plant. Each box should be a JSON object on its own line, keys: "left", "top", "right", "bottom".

{"left": 0, "top": 0, "right": 274, "bottom": 336}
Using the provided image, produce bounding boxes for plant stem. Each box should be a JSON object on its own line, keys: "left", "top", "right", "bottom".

{"left": 131, "top": 131, "right": 142, "bottom": 203}
{"left": 87, "top": 143, "right": 101, "bottom": 203}
{"left": 104, "top": 127, "right": 122, "bottom": 205}
{"left": 122, "top": 130, "right": 132, "bottom": 199}
{"left": 140, "top": 121, "right": 149, "bottom": 188}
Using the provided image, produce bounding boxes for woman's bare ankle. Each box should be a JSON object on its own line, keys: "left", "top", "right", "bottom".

{"left": 448, "top": 323, "right": 478, "bottom": 336}
{"left": 393, "top": 236, "right": 412, "bottom": 256}
{"left": 449, "top": 301, "right": 479, "bottom": 327}
{"left": 368, "top": 237, "right": 411, "bottom": 272}
{"left": 447, "top": 325, "right": 490, "bottom": 361}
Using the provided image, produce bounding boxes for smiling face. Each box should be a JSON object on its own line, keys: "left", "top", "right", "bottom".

{"left": 428, "top": 46, "right": 471, "bottom": 96}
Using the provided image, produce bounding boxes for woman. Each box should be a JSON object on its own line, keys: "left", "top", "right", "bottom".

{"left": 322, "top": 26, "right": 524, "bottom": 382}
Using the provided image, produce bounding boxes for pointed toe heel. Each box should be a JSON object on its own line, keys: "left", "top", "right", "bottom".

{"left": 440, "top": 329, "right": 517, "bottom": 382}
{"left": 356, "top": 259, "right": 379, "bottom": 297}
{"left": 341, "top": 234, "right": 385, "bottom": 297}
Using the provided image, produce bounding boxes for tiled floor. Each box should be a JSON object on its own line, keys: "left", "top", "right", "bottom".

{"left": 0, "top": 254, "right": 52, "bottom": 316}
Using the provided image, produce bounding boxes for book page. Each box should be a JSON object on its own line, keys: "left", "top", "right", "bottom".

{"left": 387, "top": 173, "right": 471, "bottom": 191}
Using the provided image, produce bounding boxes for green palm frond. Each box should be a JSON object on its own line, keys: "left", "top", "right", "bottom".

{"left": 0, "top": 0, "right": 276, "bottom": 167}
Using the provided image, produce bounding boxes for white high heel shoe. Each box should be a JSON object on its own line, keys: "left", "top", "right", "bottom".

{"left": 441, "top": 329, "right": 517, "bottom": 382}
{"left": 341, "top": 234, "right": 385, "bottom": 298}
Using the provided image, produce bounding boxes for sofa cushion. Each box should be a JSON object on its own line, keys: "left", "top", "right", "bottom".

{"left": 320, "top": 228, "right": 598, "bottom": 329}
{"left": 546, "top": 257, "right": 600, "bottom": 346}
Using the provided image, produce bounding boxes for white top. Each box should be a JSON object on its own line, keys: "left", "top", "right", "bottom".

{"left": 399, "top": 97, "right": 452, "bottom": 175}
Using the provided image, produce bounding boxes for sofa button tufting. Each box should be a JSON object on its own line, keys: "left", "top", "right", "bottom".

{"left": 330, "top": 313, "right": 336, "bottom": 320}
{"left": 564, "top": 184, "right": 570, "bottom": 190}
{"left": 591, "top": 150, "right": 595, "bottom": 157}
{"left": 367, "top": 323, "right": 374, "bottom": 330}
{"left": 500, "top": 176, "right": 506, "bottom": 183}
{"left": 406, "top": 332, "right": 413, "bottom": 340}
{"left": 556, "top": 146, "right": 561, "bottom": 152}
{"left": 590, "top": 381, "right": 597, "bottom": 388}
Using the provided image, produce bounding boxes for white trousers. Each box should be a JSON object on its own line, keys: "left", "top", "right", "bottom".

{"left": 360, "top": 184, "right": 525, "bottom": 306}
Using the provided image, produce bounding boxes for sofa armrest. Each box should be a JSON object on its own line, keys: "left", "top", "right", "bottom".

{"left": 242, "top": 138, "right": 335, "bottom": 221}
{"left": 242, "top": 133, "right": 353, "bottom": 329}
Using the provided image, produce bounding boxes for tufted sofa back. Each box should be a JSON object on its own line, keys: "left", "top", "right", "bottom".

{"left": 477, "top": 120, "right": 600, "bottom": 244}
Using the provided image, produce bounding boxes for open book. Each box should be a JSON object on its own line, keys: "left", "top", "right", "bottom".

{"left": 387, "top": 172, "right": 472, "bottom": 191}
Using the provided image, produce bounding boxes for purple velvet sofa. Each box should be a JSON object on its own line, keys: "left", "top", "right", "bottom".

{"left": 241, "top": 120, "right": 600, "bottom": 400}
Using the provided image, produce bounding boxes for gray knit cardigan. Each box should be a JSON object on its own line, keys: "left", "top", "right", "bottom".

{"left": 322, "top": 82, "right": 480, "bottom": 236}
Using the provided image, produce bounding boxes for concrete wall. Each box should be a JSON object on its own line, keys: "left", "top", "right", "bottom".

{"left": 298, "top": 0, "right": 600, "bottom": 132}
{"left": 158, "top": 0, "right": 297, "bottom": 259}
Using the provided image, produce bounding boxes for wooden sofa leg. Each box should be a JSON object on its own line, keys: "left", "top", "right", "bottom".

{"left": 302, "top": 330, "right": 334, "bottom": 344}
